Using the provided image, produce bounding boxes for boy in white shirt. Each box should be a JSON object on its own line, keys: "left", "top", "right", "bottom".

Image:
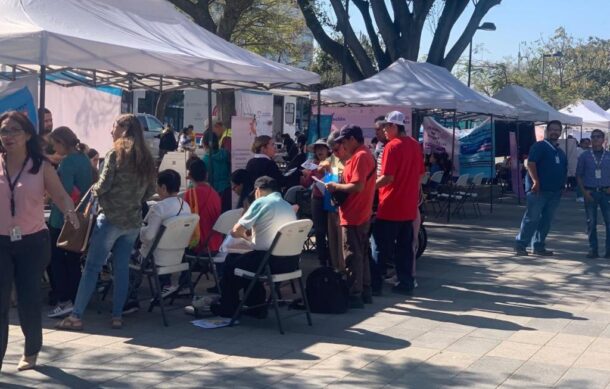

{"left": 124, "top": 169, "right": 190, "bottom": 314}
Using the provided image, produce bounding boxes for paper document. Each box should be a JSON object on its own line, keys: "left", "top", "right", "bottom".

{"left": 311, "top": 176, "right": 327, "bottom": 193}
{"left": 283, "top": 167, "right": 297, "bottom": 177}
{"left": 301, "top": 160, "right": 319, "bottom": 171}
{"left": 191, "top": 318, "right": 238, "bottom": 329}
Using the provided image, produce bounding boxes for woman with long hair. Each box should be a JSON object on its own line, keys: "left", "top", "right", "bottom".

{"left": 47, "top": 127, "right": 93, "bottom": 319}
{"left": 0, "top": 111, "right": 79, "bottom": 371}
{"left": 56, "top": 114, "right": 156, "bottom": 331}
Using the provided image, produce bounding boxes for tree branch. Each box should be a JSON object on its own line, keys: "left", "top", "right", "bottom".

{"left": 169, "top": 0, "right": 217, "bottom": 33}
{"left": 217, "top": 0, "right": 256, "bottom": 41}
{"left": 426, "top": 0, "right": 469, "bottom": 65}
{"left": 330, "top": 0, "right": 376, "bottom": 76}
{"left": 370, "top": 0, "right": 398, "bottom": 60}
{"left": 352, "top": 0, "right": 390, "bottom": 69}
{"left": 297, "top": 0, "right": 364, "bottom": 80}
{"left": 442, "top": 0, "right": 502, "bottom": 70}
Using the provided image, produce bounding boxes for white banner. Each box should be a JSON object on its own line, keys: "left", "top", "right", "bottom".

{"left": 46, "top": 84, "right": 121, "bottom": 155}
{"left": 183, "top": 89, "right": 217, "bottom": 133}
{"left": 423, "top": 117, "right": 460, "bottom": 175}
{"left": 235, "top": 90, "right": 273, "bottom": 136}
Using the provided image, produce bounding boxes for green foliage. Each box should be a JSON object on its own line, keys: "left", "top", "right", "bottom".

{"left": 460, "top": 28, "right": 610, "bottom": 109}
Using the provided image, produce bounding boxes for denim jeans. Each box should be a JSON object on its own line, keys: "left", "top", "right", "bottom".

{"left": 72, "top": 214, "right": 139, "bottom": 319}
{"left": 584, "top": 191, "right": 610, "bottom": 253}
{"left": 515, "top": 191, "right": 561, "bottom": 251}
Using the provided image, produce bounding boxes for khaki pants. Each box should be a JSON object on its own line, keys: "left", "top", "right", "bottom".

{"left": 342, "top": 222, "right": 371, "bottom": 296}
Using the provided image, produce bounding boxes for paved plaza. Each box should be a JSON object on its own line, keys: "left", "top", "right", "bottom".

{"left": 2, "top": 194, "right": 610, "bottom": 388}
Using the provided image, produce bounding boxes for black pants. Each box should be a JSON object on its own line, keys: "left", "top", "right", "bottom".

{"left": 373, "top": 219, "right": 414, "bottom": 290}
{"left": 49, "top": 227, "right": 82, "bottom": 303}
{"left": 342, "top": 222, "right": 372, "bottom": 295}
{"left": 311, "top": 196, "right": 329, "bottom": 266}
{"left": 0, "top": 230, "right": 51, "bottom": 370}
{"left": 219, "top": 251, "right": 299, "bottom": 312}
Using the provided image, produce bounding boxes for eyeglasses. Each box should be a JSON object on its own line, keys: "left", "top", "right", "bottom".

{"left": 0, "top": 127, "right": 24, "bottom": 137}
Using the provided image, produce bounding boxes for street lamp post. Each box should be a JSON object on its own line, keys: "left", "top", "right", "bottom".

{"left": 541, "top": 51, "right": 563, "bottom": 86}
{"left": 468, "top": 22, "right": 496, "bottom": 87}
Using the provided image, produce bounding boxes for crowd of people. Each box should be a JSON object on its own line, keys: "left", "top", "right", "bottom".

{"left": 0, "top": 108, "right": 427, "bottom": 372}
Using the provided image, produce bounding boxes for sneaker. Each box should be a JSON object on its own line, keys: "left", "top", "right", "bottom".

{"left": 192, "top": 295, "right": 220, "bottom": 310}
{"left": 384, "top": 275, "right": 398, "bottom": 285}
{"left": 586, "top": 251, "right": 599, "bottom": 259}
{"left": 47, "top": 302, "right": 74, "bottom": 318}
{"left": 533, "top": 249, "right": 554, "bottom": 256}
{"left": 161, "top": 285, "right": 179, "bottom": 299}
{"left": 576, "top": 197, "right": 584, "bottom": 203}
{"left": 514, "top": 246, "right": 528, "bottom": 256}
{"left": 122, "top": 301, "right": 140, "bottom": 315}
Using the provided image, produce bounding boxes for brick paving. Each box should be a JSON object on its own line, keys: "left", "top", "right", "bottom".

{"left": 2, "top": 194, "right": 610, "bottom": 388}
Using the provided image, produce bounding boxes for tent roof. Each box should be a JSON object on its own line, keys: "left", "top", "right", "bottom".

{"left": 560, "top": 100, "right": 610, "bottom": 130}
{"left": 0, "top": 0, "right": 319, "bottom": 91}
{"left": 319, "top": 59, "right": 517, "bottom": 118}
{"left": 493, "top": 85, "right": 582, "bottom": 125}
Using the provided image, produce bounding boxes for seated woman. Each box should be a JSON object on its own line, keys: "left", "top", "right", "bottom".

{"left": 231, "top": 169, "right": 253, "bottom": 209}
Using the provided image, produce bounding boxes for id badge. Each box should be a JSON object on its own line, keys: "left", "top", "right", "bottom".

{"left": 9, "top": 226, "right": 22, "bottom": 242}
{"left": 596, "top": 169, "right": 602, "bottom": 179}
{"left": 555, "top": 156, "right": 560, "bottom": 164}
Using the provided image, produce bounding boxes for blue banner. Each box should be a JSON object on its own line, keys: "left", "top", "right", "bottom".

{"left": 0, "top": 87, "right": 38, "bottom": 128}
{"left": 307, "top": 114, "right": 333, "bottom": 145}
{"left": 459, "top": 119, "right": 494, "bottom": 178}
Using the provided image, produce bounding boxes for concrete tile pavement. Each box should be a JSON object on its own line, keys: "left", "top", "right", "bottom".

{"left": 1, "top": 194, "right": 610, "bottom": 388}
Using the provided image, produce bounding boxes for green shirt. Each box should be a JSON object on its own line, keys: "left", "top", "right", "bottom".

{"left": 49, "top": 152, "right": 93, "bottom": 229}
{"left": 93, "top": 150, "right": 156, "bottom": 229}
{"left": 202, "top": 149, "right": 230, "bottom": 193}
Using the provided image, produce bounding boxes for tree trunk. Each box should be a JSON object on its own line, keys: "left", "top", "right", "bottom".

{"left": 154, "top": 91, "right": 173, "bottom": 122}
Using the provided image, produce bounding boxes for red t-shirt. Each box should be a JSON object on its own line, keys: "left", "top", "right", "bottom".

{"left": 339, "top": 145, "right": 376, "bottom": 226}
{"left": 184, "top": 183, "right": 223, "bottom": 253}
{"left": 377, "top": 136, "right": 424, "bottom": 221}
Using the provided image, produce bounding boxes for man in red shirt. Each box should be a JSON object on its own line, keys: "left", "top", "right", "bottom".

{"left": 374, "top": 111, "right": 424, "bottom": 295}
{"left": 326, "top": 125, "right": 376, "bottom": 308}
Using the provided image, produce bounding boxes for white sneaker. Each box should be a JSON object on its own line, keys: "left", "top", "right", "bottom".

{"left": 184, "top": 295, "right": 220, "bottom": 315}
{"left": 161, "top": 285, "right": 179, "bottom": 299}
{"left": 47, "top": 302, "right": 74, "bottom": 318}
{"left": 576, "top": 197, "right": 584, "bottom": 203}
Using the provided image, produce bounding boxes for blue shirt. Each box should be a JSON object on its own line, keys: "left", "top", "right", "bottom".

{"left": 238, "top": 192, "right": 296, "bottom": 251}
{"left": 525, "top": 140, "right": 567, "bottom": 192}
{"left": 576, "top": 149, "right": 610, "bottom": 188}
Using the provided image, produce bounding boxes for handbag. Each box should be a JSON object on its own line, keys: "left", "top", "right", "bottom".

{"left": 56, "top": 188, "right": 97, "bottom": 253}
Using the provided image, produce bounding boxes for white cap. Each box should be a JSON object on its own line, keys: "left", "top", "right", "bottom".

{"left": 381, "top": 111, "right": 405, "bottom": 126}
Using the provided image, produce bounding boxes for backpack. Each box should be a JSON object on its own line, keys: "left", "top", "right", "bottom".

{"left": 306, "top": 267, "right": 349, "bottom": 314}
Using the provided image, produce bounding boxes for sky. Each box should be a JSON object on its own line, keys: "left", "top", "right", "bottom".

{"left": 345, "top": 0, "right": 610, "bottom": 63}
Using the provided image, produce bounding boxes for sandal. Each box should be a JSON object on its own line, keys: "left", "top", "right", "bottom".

{"left": 111, "top": 317, "right": 123, "bottom": 329}
{"left": 55, "top": 316, "right": 83, "bottom": 331}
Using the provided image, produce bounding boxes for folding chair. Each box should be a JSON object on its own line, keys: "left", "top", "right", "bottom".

{"left": 138, "top": 214, "right": 200, "bottom": 326}
{"left": 229, "top": 219, "right": 314, "bottom": 334}
{"left": 437, "top": 174, "right": 470, "bottom": 218}
{"left": 284, "top": 185, "right": 305, "bottom": 204}
{"left": 186, "top": 208, "right": 244, "bottom": 291}
{"left": 466, "top": 173, "right": 484, "bottom": 216}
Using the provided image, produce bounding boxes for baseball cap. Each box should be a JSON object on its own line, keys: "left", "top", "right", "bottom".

{"left": 334, "top": 124, "right": 363, "bottom": 142}
{"left": 380, "top": 111, "right": 405, "bottom": 126}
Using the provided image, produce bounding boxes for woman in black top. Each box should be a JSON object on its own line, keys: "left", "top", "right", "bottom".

{"left": 245, "top": 135, "right": 286, "bottom": 187}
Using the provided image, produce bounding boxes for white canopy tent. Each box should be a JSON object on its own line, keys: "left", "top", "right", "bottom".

{"left": 319, "top": 58, "right": 517, "bottom": 118}
{"left": 493, "top": 85, "right": 582, "bottom": 125}
{"left": 560, "top": 100, "right": 610, "bottom": 130}
{"left": 0, "top": 0, "right": 319, "bottom": 90}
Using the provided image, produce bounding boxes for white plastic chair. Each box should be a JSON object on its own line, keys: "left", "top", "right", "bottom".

{"left": 139, "top": 214, "right": 200, "bottom": 326}
{"left": 186, "top": 208, "right": 244, "bottom": 290}
{"left": 230, "top": 219, "right": 314, "bottom": 334}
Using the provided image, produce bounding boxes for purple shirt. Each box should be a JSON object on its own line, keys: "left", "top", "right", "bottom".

{"left": 576, "top": 149, "right": 610, "bottom": 188}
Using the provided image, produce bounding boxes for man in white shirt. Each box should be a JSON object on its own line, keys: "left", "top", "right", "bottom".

{"left": 210, "top": 176, "right": 297, "bottom": 318}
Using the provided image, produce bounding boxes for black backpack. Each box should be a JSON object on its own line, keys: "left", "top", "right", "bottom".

{"left": 306, "top": 267, "right": 349, "bottom": 314}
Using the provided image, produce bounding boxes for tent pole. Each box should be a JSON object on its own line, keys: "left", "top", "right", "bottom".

{"left": 580, "top": 125, "right": 583, "bottom": 141}
{"left": 38, "top": 65, "right": 46, "bottom": 134}
{"left": 448, "top": 110, "right": 457, "bottom": 222}
{"left": 516, "top": 120, "right": 521, "bottom": 205}
{"left": 207, "top": 80, "right": 213, "bottom": 182}
{"left": 490, "top": 114, "right": 494, "bottom": 213}
{"left": 316, "top": 88, "right": 321, "bottom": 139}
